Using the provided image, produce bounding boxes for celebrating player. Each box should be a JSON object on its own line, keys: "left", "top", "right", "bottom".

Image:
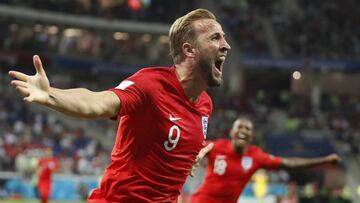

{"left": 190, "top": 117, "right": 341, "bottom": 203}
{"left": 36, "top": 148, "right": 58, "bottom": 203}
{"left": 8, "top": 8, "right": 230, "bottom": 202}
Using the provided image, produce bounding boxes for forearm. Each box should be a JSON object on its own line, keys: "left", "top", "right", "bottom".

{"left": 280, "top": 157, "right": 330, "bottom": 170}
{"left": 45, "top": 87, "right": 119, "bottom": 119}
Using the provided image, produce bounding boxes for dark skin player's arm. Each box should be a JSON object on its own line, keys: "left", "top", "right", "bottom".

{"left": 280, "top": 153, "right": 340, "bottom": 170}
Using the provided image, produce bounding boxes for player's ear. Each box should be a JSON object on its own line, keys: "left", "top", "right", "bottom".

{"left": 182, "top": 42, "right": 196, "bottom": 58}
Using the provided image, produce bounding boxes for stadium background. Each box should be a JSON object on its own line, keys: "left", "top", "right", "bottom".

{"left": 0, "top": 0, "right": 359, "bottom": 202}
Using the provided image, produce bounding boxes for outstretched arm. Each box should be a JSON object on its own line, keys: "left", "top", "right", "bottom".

{"left": 280, "top": 153, "right": 341, "bottom": 170}
{"left": 9, "top": 55, "right": 120, "bottom": 119}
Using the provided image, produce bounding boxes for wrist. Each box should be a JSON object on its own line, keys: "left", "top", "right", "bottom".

{"left": 44, "top": 87, "right": 55, "bottom": 106}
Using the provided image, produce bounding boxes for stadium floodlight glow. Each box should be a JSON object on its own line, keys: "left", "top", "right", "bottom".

{"left": 141, "top": 34, "right": 152, "bottom": 43}
{"left": 292, "top": 71, "right": 301, "bottom": 80}
{"left": 64, "top": 28, "right": 83, "bottom": 37}
{"left": 47, "top": 26, "right": 59, "bottom": 35}
{"left": 158, "top": 35, "right": 169, "bottom": 44}
{"left": 113, "top": 32, "right": 130, "bottom": 40}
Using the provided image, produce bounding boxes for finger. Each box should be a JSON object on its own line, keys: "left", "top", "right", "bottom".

{"left": 190, "top": 171, "right": 194, "bottom": 177}
{"left": 24, "top": 96, "right": 34, "bottom": 103}
{"left": 33, "top": 55, "right": 44, "bottom": 74}
{"left": 15, "top": 86, "right": 30, "bottom": 97}
{"left": 8, "top": 71, "right": 29, "bottom": 81}
{"left": 190, "top": 165, "right": 198, "bottom": 177}
{"left": 198, "top": 143, "right": 214, "bottom": 159}
{"left": 11, "top": 80, "right": 28, "bottom": 88}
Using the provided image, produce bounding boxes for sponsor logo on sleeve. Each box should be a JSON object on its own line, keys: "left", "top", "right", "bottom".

{"left": 115, "top": 80, "right": 134, "bottom": 90}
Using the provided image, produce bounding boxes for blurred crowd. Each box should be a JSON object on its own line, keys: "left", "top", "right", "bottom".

{"left": 0, "top": 68, "right": 112, "bottom": 176}
{"left": 218, "top": 0, "right": 360, "bottom": 59}
{"left": 0, "top": 17, "right": 171, "bottom": 66}
{"left": 2, "top": 0, "right": 359, "bottom": 67}
{"left": 1, "top": 0, "right": 196, "bottom": 23}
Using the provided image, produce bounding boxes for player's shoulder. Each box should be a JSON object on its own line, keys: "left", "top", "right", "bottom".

{"left": 128, "top": 66, "right": 174, "bottom": 88}
{"left": 136, "top": 66, "right": 174, "bottom": 78}
{"left": 246, "top": 145, "right": 263, "bottom": 154}
{"left": 213, "top": 139, "right": 231, "bottom": 149}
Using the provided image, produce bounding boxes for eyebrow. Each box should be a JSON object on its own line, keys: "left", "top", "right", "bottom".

{"left": 210, "top": 32, "right": 226, "bottom": 38}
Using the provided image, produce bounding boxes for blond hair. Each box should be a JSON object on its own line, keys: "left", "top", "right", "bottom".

{"left": 169, "top": 9, "right": 216, "bottom": 64}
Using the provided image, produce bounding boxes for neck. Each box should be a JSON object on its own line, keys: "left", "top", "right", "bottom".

{"left": 175, "top": 62, "right": 207, "bottom": 102}
{"left": 231, "top": 140, "right": 246, "bottom": 154}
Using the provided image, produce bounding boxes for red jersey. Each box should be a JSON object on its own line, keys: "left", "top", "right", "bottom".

{"left": 89, "top": 66, "right": 212, "bottom": 203}
{"left": 38, "top": 157, "right": 58, "bottom": 183}
{"left": 190, "top": 139, "right": 281, "bottom": 203}
{"left": 37, "top": 157, "right": 58, "bottom": 199}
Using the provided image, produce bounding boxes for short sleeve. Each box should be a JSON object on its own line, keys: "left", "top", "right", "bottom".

{"left": 256, "top": 148, "right": 282, "bottom": 170}
{"left": 109, "top": 70, "right": 150, "bottom": 119}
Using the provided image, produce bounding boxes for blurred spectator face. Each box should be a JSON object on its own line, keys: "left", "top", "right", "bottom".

{"left": 230, "top": 118, "right": 253, "bottom": 150}
{"left": 44, "top": 148, "right": 53, "bottom": 157}
{"left": 193, "top": 19, "right": 230, "bottom": 87}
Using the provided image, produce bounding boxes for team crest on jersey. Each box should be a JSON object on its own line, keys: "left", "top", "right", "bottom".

{"left": 202, "top": 116, "right": 208, "bottom": 139}
{"left": 241, "top": 156, "right": 253, "bottom": 172}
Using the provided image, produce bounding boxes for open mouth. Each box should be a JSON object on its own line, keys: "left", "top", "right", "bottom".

{"left": 215, "top": 58, "right": 224, "bottom": 72}
{"left": 236, "top": 133, "right": 248, "bottom": 141}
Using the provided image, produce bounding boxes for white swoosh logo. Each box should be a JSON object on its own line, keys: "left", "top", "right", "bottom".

{"left": 169, "top": 114, "right": 182, "bottom": 121}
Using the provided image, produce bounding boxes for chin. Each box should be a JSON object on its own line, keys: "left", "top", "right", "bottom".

{"left": 208, "top": 76, "right": 223, "bottom": 87}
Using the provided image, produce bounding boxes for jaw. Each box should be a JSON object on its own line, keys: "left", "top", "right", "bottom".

{"left": 208, "top": 64, "right": 223, "bottom": 87}
{"left": 232, "top": 139, "right": 247, "bottom": 153}
{"left": 231, "top": 132, "right": 251, "bottom": 150}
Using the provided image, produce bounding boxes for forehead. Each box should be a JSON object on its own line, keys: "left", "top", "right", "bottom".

{"left": 192, "top": 19, "right": 224, "bottom": 37}
{"left": 233, "top": 119, "right": 253, "bottom": 128}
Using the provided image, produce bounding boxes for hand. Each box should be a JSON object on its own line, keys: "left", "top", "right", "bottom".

{"left": 190, "top": 142, "right": 214, "bottom": 177}
{"left": 325, "top": 153, "right": 341, "bottom": 164}
{"left": 9, "top": 55, "right": 51, "bottom": 104}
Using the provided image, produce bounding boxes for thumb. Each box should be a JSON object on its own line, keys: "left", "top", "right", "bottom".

{"left": 198, "top": 142, "right": 214, "bottom": 159}
{"left": 33, "top": 55, "right": 45, "bottom": 75}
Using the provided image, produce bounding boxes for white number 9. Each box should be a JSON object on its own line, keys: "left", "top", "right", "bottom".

{"left": 164, "top": 125, "right": 180, "bottom": 151}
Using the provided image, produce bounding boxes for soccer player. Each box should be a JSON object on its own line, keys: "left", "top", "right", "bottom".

{"left": 8, "top": 8, "right": 231, "bottom": 202}
{"left": 190, "top": 117, "right": 341, "bottom": 203}
{"left": 36, "top": 148, "right": 58, "bottom": 203}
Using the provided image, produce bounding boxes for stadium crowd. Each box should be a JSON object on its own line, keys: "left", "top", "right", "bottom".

{"left": 0, "top": 17, "right": 171, "bottom": 66}
{"left": 1, "top": 0, "right": 196, "bottom": 23}
{"left": 217, "top": 0, "right": 360, "bottom": 59}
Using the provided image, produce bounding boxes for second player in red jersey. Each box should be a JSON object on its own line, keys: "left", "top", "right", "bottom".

{"left": 191, "top": 140, "right": 281, "bottom": 203}
{"left": 190, "top": 117, "right": 341, "bottom": 203}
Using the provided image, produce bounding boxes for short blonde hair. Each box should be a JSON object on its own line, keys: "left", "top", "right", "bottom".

{"left": 169, "top": 9, "right": 216, "bottom": 64}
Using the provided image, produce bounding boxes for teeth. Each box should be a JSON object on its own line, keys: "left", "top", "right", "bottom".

{"left": 239, "top": 133, "right": 246, "bottom": 139}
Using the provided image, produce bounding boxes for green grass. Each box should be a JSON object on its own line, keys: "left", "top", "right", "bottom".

{"left": 0, "top": 200, "right": 85, "bottom": 203}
